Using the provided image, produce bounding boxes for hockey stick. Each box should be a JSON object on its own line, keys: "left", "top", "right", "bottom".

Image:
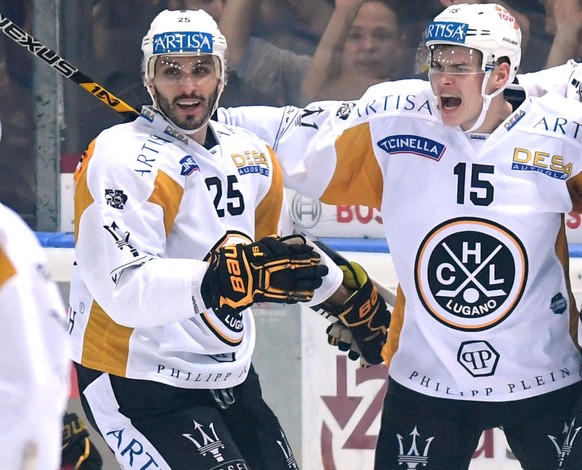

{"left": 298, "top": 229, "right": 397, "bottom": 307}
{"left": 0, "top": 11, "right": 397, "bottom": 307}
{"left": 0, "top": 13, "right": 139, "bottom": 121}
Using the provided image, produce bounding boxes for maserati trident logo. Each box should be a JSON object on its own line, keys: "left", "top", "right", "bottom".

{"left": 552, "top": 418, "right": 582, "bottom": 467}
{"left": 397, "top": 426, "right": 434, "bottom": 468}
{"left": 183, "top": 420, "right": 225, "bottom": 463}
{"left": 276, "top": 430, "right": 299, "bottom": 469}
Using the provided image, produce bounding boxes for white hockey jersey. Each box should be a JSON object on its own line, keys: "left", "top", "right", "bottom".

{"left": 219, "top": 79, "right": 582, "bottom": 401}
{"left": 0, "top": 204, "right": 70, "bottom": 469}
{"left": 68, "top": 106, "right": 341, "bottom": 390}
{"left": 517, "top": 59, "right": 582, "bottom": 102}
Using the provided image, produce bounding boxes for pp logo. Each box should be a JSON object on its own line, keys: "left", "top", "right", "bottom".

{"left": 415, "top": 217, "right": 528, "bottom": 331}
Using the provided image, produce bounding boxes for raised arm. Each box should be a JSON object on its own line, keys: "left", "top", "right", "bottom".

{"left": 219, "top": 0, "right": 258, "bottom": 66}
{"left": 301, "top": 0, "right": 366, "bottom": 101}
{"left": 545, "top": 0, "right": 582, "bottom": 68}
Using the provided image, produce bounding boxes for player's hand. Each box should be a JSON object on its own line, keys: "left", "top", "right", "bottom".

{"left": 202, "top": 234, "right": 328, "bottom": 312}
{"left": 319, "top": 261, "right": 390, "bottom": 364}
{"left": 326, "top": 321, "right": 371, "bottom": 368}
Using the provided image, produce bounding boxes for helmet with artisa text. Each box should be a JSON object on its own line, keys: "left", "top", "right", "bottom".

{"left": 141, "top": 9, "right": 227, "bottom": 95}
{"left": 424, "top": 3, "right": 521, "bottom": 84}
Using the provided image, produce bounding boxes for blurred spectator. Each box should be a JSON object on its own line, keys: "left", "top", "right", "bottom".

{"left": 80, "top": 0, "right": 166, "bottom": 144}
{"left": 0, "top": 0, "right": 33, "bottom": 88}
{"left": 438, "top": 0, "right": 531, "bottom": 60}
{"left": 399, "top": 0, "right": 542, "bottom": 74}
{"left": 302, "top": 0, "right": 406, "bottom": 102}
{"left": 544, "top": 0, "right": 582, "bottom": 67}
{"left": 254, "top": 0, "right": 334, "bottom": 56}
{"left": 0, "top": 42, "right": 36, "bottom": 228}
{"left": 220, "top": 0, "right": 405, "bottom": 106}
{"left": 167, "top": 0, "right": 225, "bottom": 21}
{"left": 92, "top": 0, "right": 164, "bottom": 79}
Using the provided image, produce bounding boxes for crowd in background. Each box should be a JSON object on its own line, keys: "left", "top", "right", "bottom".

{"left": 0, "top": 0, "right": 581, "bottom": 229}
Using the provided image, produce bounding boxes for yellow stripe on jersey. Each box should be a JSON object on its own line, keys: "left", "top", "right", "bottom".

{"left": 74, "top": 140, "right": 96, "bottom": 243}
{"left": 255, "top": 147, "right": 284, "bottom": 240}
{"left": 0, "top": 248, "right": 16, "bottom": 287}
{"left": 381, "top": 284, "right": 405, "bottom": 368}
{"left": 322, "top": 122, "right": 383, "bottom": 209}
{"left": 148, "top": 169, "right": 184, "bottom": 237}
{"left": 81, "top": 300, "right": 133, "bottom": 376}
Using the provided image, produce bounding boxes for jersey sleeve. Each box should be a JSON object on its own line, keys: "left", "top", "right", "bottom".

{"left": 74, "top": 133, "right": 206, "bottom": 328}
{"left": 219, "top": 97, "right": 384, "bottom": 207}
{"left": 517, "top": 60, "right": 582, "bottom": 101}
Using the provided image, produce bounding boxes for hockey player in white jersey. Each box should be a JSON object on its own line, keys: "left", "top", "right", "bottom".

{"left": 0, "top": 203, "right": 70, "bottom": 469}
{"left": 517, "top": 58, "right": 582, "bottom": 102}
{"left": 218, "top": 3, "right": 582, "bottom": 469}
{"left": 65, "top": 9, "right": 369, "bottom": 470}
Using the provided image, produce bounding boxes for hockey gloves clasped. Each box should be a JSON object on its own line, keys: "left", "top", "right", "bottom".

{"left": 325, "top": 321, "right": 372, "bottom": 367}
{"left": 322, "top": 261, "right": 390, "bottom": 365}
{"left": 202, "top": 234, "right": 328, "bottom": 313}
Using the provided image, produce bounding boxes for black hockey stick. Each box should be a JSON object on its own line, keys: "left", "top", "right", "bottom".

{"left": 299, "top": 230, "right": 397, "bottom": 306}
{"left": 0, "top": 12, "right": 139, "bottom": 121}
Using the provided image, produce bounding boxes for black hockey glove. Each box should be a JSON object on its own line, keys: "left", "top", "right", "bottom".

{"left": 202, "top": 234, "right": 328, "bottom": 312}
{"left": 61, "top": 412, "right": 103, "bottom": 470}
{"left": 319, "top": 261, "right": 390, "bottom": 365}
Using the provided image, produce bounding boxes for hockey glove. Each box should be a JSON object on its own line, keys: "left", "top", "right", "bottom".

{"left": 326, "top": 321, "right": 371, "bottom": 367}
{"left": 61, "top": 412, "right": 103, "bottom": 470}
{"left": 320, "top": 261, "right": 390, "bottom": 364}
{"left": 202, "top": 234, "right": 328, "bottom": 312}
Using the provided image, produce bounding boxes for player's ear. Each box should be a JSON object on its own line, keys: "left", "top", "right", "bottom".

{"left": 494, "top": 60, "right": 512, "bottom": 87}
{"left": 487, "top": 60, "right": 511, "bottom": 95}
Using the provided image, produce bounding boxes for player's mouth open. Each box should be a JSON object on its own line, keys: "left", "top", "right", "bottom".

{"left": 176, "top": 99, "right": 202, "bottom": 110}
{"left": 440, "top": 95, "right": 462, "bottom": 110}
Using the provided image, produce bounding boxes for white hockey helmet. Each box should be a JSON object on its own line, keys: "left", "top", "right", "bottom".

{"left": 424, "top": 3, "right": 521, "bottom": 84}
{"left": 141, "top": 9, "right": 228, "bottom": 109}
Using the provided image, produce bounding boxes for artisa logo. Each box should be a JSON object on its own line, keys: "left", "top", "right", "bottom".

{"left": 153, "top": 31, "right": 213, "bottom": 54}
{"left": 425, "top": 21, "right": 468, "bottom": 44}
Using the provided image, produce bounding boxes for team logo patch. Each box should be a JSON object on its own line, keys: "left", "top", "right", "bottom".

{"left": 180, "top": 155, "right": 200, "bottom": 175}
{"left": 550, "top": 293, "right": 567, "bottom": 314}
{"left": 415, "top": 217, "right": 528, "bottom": 331}
{"left": 377, "top": 134, "right": 446, "bottom": 161}
{"left": 336, "top": 102, "right": 355, "bottom": 120}
{"left": 104, "top": 189, "right": 128, "bottom": 209}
